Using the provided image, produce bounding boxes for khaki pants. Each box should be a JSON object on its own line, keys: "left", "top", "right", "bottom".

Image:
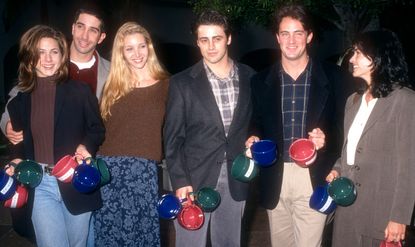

{"left": 267, "top": 162, "right": 327, "bottom": 247}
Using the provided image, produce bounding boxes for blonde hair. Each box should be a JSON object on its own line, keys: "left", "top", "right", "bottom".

{"left": 100, "top": 22, "right": 169, "bottom": 120}
{"left": 17, "top": 25, "right": 68, "bottom": 92}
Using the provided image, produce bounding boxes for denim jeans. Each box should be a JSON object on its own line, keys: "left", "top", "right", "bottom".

{"left": 31, "top": 174, "right": 91, "bottom": 247}
{"left": 86, "top": 214, "right": 95, "bottom": 247}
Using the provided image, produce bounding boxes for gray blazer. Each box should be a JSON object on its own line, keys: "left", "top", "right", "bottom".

{"left": 332, "top": 87, "right": 415, "bottom": 246}
{"left": 0, "top": 52, "right": 109, "bottom": 135}
{"left": 163, "top": 60, "right": 255, "bottom": 201}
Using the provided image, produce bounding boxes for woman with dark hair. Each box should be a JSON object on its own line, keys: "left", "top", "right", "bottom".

{"left": 326, "top": 30, "right": 415, "bottom": 246}
{"left": 4, "top": 25, "right": 105, "bottom": 247}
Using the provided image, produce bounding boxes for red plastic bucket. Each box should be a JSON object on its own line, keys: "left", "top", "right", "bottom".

{"left": 4, "top": 184, "right": 28, "bottom": 208}
{"left": 178, "top": 200, "right": 204, "bottom": 230}
{"left": 52, "top": 155, "right": 78, "bottom": 183}
{"left": 289, "top": 138, "right": 317, "bottom": 167}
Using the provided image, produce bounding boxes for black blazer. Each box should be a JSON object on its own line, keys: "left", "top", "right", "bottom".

{"left": 164, "top": 61, "right": 255, "bottom": 201}
{"left": 251, "top": 58, "right": 353, "bottom": 209}
{"left": 8, "top": 79, "right": 105, "bottom": 214}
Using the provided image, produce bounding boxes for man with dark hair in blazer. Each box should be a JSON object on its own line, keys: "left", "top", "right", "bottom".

{"left": 164, "top": 9, "right": 255, "bottom": 247}
{"left": 245, "top": 4, "right": 353, "bottom": 247}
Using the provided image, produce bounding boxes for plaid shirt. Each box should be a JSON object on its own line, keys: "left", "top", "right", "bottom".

{"left": 204, "top": 61, "right": 239, "bottom": 135}
{"left": 280, "top": 61, "right": 312, "bottom": 161}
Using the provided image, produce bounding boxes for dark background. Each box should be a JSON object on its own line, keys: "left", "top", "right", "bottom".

{"left": 1, "top": 0, "right": 414, "bottom": 105}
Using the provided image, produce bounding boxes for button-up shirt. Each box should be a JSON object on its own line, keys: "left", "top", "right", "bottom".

{"left": 204, "top": 61, "right": 239, "bottom": 135}
{"left": 280, "top": 61, "right": 312, "bottom": 161}
{"left": 346, "top": 93, "right": 378, "bottom": 165}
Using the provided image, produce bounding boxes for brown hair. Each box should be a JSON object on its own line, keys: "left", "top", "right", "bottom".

{"left": 17, "top": 25, "right": 68, "bottom": 92}
{"left": 273, "top": 4, "right": 313, "bottom": 34}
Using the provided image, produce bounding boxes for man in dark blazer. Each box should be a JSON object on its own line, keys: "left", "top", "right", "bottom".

{"left": 245, "top": 4, "right": 353, "bottom": 247}
{"left": 164, "top": 10, "right": 255, "bottom": 247}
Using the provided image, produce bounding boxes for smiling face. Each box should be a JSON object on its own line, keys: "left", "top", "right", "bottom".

{"left": 35, "top": 37, "right": 63, "bottom": 77}
{"left": 349, "top": 47, "right": 373, "bottom": 85}
{"left": 71, "top": 13, "right": 106, "bottom": 58}
{"left": 122, "top": 33, "right": 149, "bottom": 71}
{"left": 196, "top": 24, "right": 231, "bottom": 66}
{"left": 276, "top": 17, "right": 312, "bottom": 62}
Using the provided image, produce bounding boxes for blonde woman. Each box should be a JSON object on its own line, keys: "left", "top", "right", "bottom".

{"left": 94, "top": 22, "right": 169, "bottom": 246}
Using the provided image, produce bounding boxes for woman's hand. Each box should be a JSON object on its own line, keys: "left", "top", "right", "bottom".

{"left": 308, "top": 128, "right": 325, "bottom": 150}
{"left": 4, "top": 158, "right": 22, "bottom": 176}
{"left": 75, "top": 144, "right": 92, "bottom": 163}
{"left": 384, "top": 221, "right": 406, "bottom": 243}
{"left": 244, "top": 135, "right": 260, "bottom": 158}
{"left": 326, "top": 170, "right": 339, "bottom": 183}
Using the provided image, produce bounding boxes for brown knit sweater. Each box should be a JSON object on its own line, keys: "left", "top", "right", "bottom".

{"left": 31, "top": 76, "right": 56, "bottom": 165}
{"left": 98, "top": 79, "right": 168, "bottom": 162}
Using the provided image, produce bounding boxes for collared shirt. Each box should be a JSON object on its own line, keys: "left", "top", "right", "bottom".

{"left": 204, "top": 61, "right": 239, "bottom": 135}
{"left": 346, "top": 93, "right": 378, "bottom": 165}
{"left": 280, "top": 61, "right": 312, "bottom": 161}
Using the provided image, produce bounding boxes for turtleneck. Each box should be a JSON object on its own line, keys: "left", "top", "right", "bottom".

{"left": 31, "top": 76, "right": 57, "bottom": 164}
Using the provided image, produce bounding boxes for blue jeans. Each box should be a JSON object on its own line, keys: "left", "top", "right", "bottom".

{"left": 31, "top": 174, "right": 91, "bottom": 247}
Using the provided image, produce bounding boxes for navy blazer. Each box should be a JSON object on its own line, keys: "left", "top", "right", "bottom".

{"left": 164, "top": 61, "right": 255, "bottom": 201}
{"left": 251, "top": 58, "right": 353, "bottom": 209}
{"left": 8, "top": 79, "right": 105, "bottom": 214}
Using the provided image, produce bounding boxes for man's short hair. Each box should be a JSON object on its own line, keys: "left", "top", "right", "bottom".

{"left": 73, "top": 2, "right": 107, "bottom": 33}
{"left": 273, "top": 4, "right": 313, "bottom": 34}
{"left": 192, "top": 10, "right": 231, "bottom": 37}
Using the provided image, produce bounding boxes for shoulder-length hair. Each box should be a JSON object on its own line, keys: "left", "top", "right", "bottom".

{"left": 100, "top": 22, "right": 169, "bottom": 120}
{"left": 353, "top": 30, "right": 411, "bottom": 98}
{"left": 17, "top": 25, "right": 68, "bottom": 92}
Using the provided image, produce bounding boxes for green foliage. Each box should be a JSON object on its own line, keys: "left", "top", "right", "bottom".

{"left": 188, "top": 0, "right": 390, "bottom": 29}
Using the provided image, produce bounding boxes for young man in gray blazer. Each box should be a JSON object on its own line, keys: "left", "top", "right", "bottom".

{"left": 164, "top": 10, "right": 255, "bottom": 247}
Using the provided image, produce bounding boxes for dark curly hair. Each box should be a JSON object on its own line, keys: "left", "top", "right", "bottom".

{"left": 353, "top": 30, "right": 412, "bottom": 98}
{"left": 74, "top": 2, "right": 107, "bottom": 33}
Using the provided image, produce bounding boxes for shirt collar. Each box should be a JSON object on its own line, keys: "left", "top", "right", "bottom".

{"left": 203, "top": 60, "right": 236, "bottom": 80}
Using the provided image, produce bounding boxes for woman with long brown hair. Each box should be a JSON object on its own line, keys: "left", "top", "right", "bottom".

{"left": 5, "top": 25, "right": 105, "bottom": 247}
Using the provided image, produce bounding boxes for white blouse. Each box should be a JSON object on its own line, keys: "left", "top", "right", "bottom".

{"left": 346, "top": 93, "right": 378, "bottom": 165}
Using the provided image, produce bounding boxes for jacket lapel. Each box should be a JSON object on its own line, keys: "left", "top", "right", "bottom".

{"left": 227, "top": 64, "right": 249, "bottom": 137}
{"left": 261, "top": 63, "right": 284, "bottom": 147}
{"left": 189, "top": 61, "right": 225, "bottom": 135}
{"left": 344, "top": 94, "right": 362, "bottom": 134}
{"left": 342, "top": 93, "right": 362, "bottom": 149}
{"left": 306, "top": 61, "right": 329, "bottom": 129}
{"left": 361, "top": 92, "right": 394, "bottom": 136}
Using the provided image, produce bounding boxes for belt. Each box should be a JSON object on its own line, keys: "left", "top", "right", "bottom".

{"left": 39, "top": 163, "right": 55, "bottom": 175}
